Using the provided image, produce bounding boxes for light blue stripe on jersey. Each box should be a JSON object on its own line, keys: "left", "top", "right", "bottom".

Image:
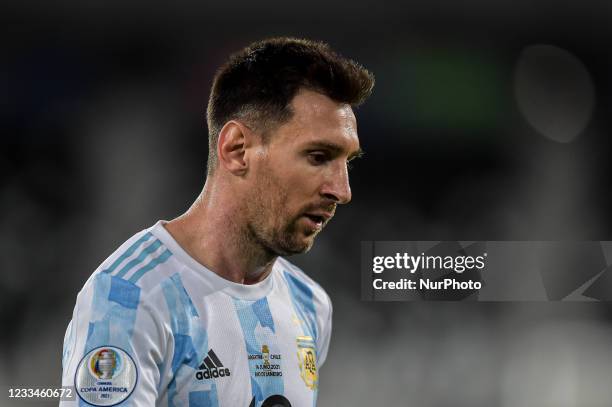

{"left": 283, "top": 272, "right": 320, "bottom": 407}
{"left": 233, "top": 298, "right": 283, "bottom": 406}
{"left": 83, "top": 273, "right": 141, "bottom": 354}
{"left": 114, "top": 239, "right": 163, "bottom": 278}
{"left": 283, "top": 271, "right": 317, "bottom": 340}
{"left": 128, "top": 249, "right": 172, "bottom": 283}
{"left": 189, "top": 386, "right": 219, "bottom": 407}
{"left": 161, "top": 273, "right": 215, "bottom": 407}
{"left": 102, "top": 232, "right": 153, "bottom": 274}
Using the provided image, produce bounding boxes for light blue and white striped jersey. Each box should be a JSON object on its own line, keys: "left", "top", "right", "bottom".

{"left": 61, "top": 220, "right": 332, "bottom": 407}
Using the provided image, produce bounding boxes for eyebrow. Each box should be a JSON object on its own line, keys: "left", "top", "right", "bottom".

{"left": 349, "top": 148, "right": 365, "bottom": 161}
{"left": 305, "top": 141, "right": 364, "bottom": 161}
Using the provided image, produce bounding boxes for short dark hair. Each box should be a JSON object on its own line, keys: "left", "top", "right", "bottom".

{"left": 205, "top": 37, "right": 375, "bottom": 175}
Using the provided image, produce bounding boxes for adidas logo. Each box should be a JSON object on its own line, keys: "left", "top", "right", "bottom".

{"left": 195, "top": 349, "right": 231, "bottom": 380}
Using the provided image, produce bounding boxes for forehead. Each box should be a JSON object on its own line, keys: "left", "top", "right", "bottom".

{"left": 273, "top": 89, "right": 359, "bottom": 150}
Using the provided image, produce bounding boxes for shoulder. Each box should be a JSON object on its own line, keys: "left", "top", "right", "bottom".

{"left": 276, "top": 257, "right": 332, "bottom": 312}
{"left": 77, "top": 225, "right": 180, "bottom": 315}
{"left": 98, "top": 226, "right": 174, "bottom": 284}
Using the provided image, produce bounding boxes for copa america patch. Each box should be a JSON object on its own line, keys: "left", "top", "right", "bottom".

{"left": 74, "top": 346, "right": 138, "bottom": 406}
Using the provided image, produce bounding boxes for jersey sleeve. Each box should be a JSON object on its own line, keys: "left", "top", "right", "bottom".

{"left": 60, "top": 272, "right": 167, "bottom": 406}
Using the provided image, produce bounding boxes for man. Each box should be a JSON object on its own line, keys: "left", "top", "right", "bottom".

{"left": 61, "top": 37, "right": 374, "bottom": 407}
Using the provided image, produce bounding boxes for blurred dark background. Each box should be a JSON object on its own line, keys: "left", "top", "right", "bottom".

{"left": 3, "top": 1, "right": 612, "bottom": 405}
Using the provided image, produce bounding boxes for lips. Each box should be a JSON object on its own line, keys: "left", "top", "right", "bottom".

{"left": 302, "top": 215, "right": 324, "bottom": 231}
{"left": 302, "top": 211, "right": 333, "bottom": 229}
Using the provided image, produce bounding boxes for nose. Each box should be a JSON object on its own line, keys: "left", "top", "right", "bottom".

{"left": 320, "top": 163, "right": 352, "bottom": 204}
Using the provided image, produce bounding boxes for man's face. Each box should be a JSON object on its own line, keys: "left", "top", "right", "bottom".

{"left": 245, "top": 89, "right": 361, "bottom": 255}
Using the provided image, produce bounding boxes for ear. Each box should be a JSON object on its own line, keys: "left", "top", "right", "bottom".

{"left": 217, "top": 121, "right": 253, "bottom": 176}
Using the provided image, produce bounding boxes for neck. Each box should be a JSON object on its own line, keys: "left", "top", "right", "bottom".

{"left": 164, "top": 181, "right": 276, "bottom": 284}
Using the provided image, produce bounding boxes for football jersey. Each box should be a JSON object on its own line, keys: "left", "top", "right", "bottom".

{"left": 60, "top": 220, "right": 332, "bottom": 407}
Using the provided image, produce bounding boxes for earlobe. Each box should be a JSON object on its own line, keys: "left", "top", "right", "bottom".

{"left": 217, "top": 121, "right": 250, "bottom": 176}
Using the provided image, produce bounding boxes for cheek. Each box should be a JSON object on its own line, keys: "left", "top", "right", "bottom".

{"left": 285, "top": 173, "right": 320, "bottom": 204}
{"left": 287, "top": 163, "right": 323, "bottom": 191}
{"left": 257, "top": 159, "right": 320, "bottom": 214}
{"left": 255, "top": 169, "right": 292, "bottom": 216}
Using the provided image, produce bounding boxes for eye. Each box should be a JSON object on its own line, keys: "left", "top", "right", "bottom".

{"left": 307, "top": 151, "right": 330, "bottom": 166}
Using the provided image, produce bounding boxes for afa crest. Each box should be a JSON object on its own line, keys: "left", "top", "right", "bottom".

{"left": 296, "top": 336, "right": 317, "bottom": 390}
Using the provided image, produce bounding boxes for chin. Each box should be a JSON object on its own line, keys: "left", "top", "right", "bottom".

{"left": 277, "top": 236, "right": 315, "bottom": 256}
{"left": 280, "top": 243, "right": 312, "bottom": 256}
